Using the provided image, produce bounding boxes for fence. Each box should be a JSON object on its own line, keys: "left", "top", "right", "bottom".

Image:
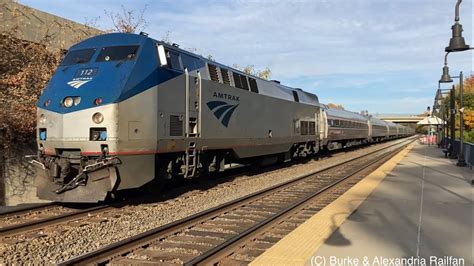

{"left": 452, "top": 140, "right": 474, "bottom": 169}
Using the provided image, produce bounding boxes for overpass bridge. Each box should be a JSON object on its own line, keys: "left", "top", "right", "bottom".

{"left": 375, "top": 114, "right": 426, "bottom": 129}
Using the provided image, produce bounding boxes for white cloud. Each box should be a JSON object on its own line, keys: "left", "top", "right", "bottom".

{"left": 19, "top": 0, "right": 473, "bottom": 114}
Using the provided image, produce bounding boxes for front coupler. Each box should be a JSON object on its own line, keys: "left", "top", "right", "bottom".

{"left": 32, "top": 157, "right": 120, "bottom": 203}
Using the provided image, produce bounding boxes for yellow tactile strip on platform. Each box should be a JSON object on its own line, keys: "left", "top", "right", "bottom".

{"left": 251, "top": 144, "right": 415, "bottom": 266}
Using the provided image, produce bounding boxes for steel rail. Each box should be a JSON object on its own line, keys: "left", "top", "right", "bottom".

{"left": 0, "top": 203, "right": 56, "bottom": 217}
{"left": 61, "top": 137, "right": 414, "bottom": 265}
{"left": 0, "top": 205, "right": 113, "bottom": 237}
{"left": 187, "top": 141, "right": 411, "bottom": 265}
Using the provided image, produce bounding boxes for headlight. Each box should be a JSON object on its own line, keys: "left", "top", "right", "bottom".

{"left": 92, "top": 112, "right": 104, "bottom": 124}
{"left": 63, "top": 97, "right": 73, "bottom": 108}
{"left": 39, "top": 114, "right": 46, "bottom": 124}
{"left": 74, "top": 97, "right": 81, "bottom": 106}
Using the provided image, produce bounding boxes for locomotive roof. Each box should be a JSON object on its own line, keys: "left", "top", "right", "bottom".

{"left": 153, "top": 37, "right": 320, "bottom": 106}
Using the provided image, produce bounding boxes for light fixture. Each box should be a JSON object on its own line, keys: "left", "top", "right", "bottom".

{"left": 446, "top": 23, "right": 470, "bottom": 52}
{"left": 445, "top": 0, "right": 470, "bottom": 52}
{"left": 73, "top": 97, "right": 81, "bottom": 106}
{"left": 39, "top": 114, "right": 46, "bottom": 124}
{"left": 92, "top": 112, "right": 104, "bottom": 124}
{"left": 63, "top": 97, "right": 74, "bottom": 108}
{"left": 439, "top": 66, "right": 453, "bottom": 83}
{"left": 94, "top": 97, "right": 103, "bottom": 105}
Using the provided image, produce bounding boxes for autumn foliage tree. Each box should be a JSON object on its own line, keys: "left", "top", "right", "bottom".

{"left": 233, "top": 64, "right": 272, "bottom": 80}
{"left": 105, "top": 5, "right": 147, "bottom": 33}
{"left": 0, "top": 5, "right": 148, "bottom": 142}
{"left": 0, "top": 31, "right": 61, "bottom": 141}
{"left": 441, "top": 74, "right": 474, "bottom": 142}
{"left": 327, "top": 103, "right": 345, "bottom": 110}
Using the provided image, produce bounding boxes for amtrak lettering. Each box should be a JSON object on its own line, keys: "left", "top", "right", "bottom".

{"left": 213, "top": 92, "right": 239, "bottom": 102}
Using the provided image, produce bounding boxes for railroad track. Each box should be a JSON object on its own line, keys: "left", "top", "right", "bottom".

{"left": 0, "top": 204, "right": 114, "bottom": 238}
{"left": 0, "top": 202, "right": 55, "bottom": 216}
{"left": 61, "top": 138, "right": 414, "bottom": 265}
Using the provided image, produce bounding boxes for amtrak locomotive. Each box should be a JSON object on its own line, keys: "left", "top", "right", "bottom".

{"left": 32, "top": 32, "right": 413, "bottom": 202}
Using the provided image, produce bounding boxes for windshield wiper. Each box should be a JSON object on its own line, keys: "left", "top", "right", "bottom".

{"left": 62, "top": 58, "right": 87, "bottom": 72}
{"left": 115, "top": 54, "right": 135, "bottom": 68}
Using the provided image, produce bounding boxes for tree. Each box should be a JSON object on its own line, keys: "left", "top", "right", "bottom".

{"left": 440, "top": 74, "right": 474, "bottom": 142}
{"left": 105, "top": 5, "right": 147, "bottom": 33}
{"left": 0, "top": 29, "right": 61, "bottom": 141}
{"left": 327, "top": 103, "right": 345, "bottom": 110}
{"left": 233, "top": 64, "right": 272, "bottom": 80}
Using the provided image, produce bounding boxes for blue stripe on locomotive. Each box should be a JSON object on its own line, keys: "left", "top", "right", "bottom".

{"left": 37, "top": 33, "right": 204, "bottom": 114}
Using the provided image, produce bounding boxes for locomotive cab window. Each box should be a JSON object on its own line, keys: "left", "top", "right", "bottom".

{"left": 61, "top": 48, "right": 96, "bottom": 66}
{"left": 96, "top": 45, "right": 139, "bottom": 62}
{"left": 166, "top": 50, "right": 182, "bottom": 70}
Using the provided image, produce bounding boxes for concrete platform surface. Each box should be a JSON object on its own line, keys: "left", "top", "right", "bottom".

{"left": 252, "top": 142, "right": 473, "bottom": 266}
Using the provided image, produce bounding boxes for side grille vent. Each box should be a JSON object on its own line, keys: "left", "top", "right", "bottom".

{"left": 208, "top": 64, "right": 219, "bottom": 82}
{"left": 308, "top": 122, "right": 316, "bottom": 135}
{"left": 220, "top": 68, "right": 230, "bottom": 85}
{"left": 170, "top": 115, "right": 183, "bottom": 136}
{"left": 301, "top": 121, "right": 309, "bottom": 135}
{"left": 300, "top": 121, "right": 315, "bottom": 135}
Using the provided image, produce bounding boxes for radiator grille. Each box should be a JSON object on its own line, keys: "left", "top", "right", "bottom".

{"left": 170, "top": 115, "right": 183, "bottom": 136}
{"left": 208, "top": 64, "right": 219, "bottom": 82}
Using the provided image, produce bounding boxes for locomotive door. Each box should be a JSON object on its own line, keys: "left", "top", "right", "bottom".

{"left": 184, "top": 68, "right": 202, "bottom": 138}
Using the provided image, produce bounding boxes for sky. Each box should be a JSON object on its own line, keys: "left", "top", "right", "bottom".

{"left": 20, "top": 0, "right": 473, "bottom": 115}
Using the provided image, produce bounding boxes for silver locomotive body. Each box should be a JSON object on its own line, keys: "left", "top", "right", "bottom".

{"left": 34, "top": 33, "right": 412, "bottom": 203}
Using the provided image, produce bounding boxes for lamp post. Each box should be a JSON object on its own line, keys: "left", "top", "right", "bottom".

{"left": 445, "top": 0, "right": 470, "bottom": 53}
{"left": 440, "top": 0, "right": 471, "bottom": 165}
{"left": 439, "top": 66, "right": 466, "bottom": 166}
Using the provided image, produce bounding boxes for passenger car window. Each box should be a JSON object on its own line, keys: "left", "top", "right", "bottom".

{"left": 96, "top": 46, "right": 139, "bottom": 62}
{"left": 61, "top": 48, "right": 96, "bottom": 65}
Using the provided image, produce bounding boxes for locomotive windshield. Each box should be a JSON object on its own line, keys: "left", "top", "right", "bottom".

{"left": 96, "top": 45, "right": 139, "bottom": 62}
{"left": 60, "top": 48, "right": 96, "bottom": 66}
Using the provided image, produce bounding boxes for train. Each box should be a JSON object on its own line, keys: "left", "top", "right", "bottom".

{"left": 32, "top": 32, "right": 414, "bottom": 203}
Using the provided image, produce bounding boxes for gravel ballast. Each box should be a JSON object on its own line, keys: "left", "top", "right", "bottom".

{"left": 0, "top": 139, "right": 409, "bottom": 264}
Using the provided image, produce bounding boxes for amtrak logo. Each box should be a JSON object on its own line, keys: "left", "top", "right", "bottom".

{"left": 207, "top": 101, "right": 239, "bottom": 127}
{"left": 67, "top": 79, "right": 91, "bottom": 88}
{"left": 68, "top": 68, "right": 98, "bottom": 88}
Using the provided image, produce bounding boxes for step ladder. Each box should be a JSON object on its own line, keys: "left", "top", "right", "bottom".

{"left": 184, "top": 142, "right": 198, "bottom": 178}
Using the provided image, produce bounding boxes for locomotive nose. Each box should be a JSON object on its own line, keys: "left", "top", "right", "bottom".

{"left": 37, "top": 104, "right": 118, "bottom": 155}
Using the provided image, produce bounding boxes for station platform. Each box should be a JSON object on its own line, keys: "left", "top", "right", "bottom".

{"left": 252, "top": 142, "right": 473, "bottom": 266}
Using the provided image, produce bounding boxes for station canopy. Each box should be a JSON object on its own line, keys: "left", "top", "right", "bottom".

{"left": 417, "top": 116, "right": 445, "bottom": 125}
